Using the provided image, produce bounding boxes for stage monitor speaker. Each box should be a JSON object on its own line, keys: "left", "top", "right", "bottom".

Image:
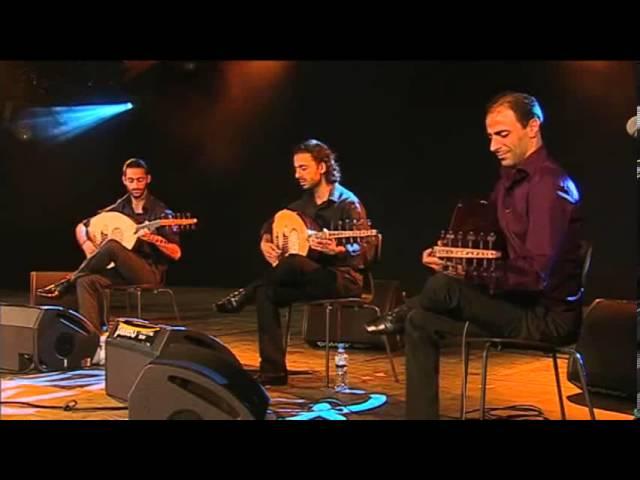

{"left": 567, "top": 298, "right": 636, "bottom": 398}
{"left": 105, "top": 318, "right": 249, "bottom": 403}
{"left": 128, "top": 343, "right": 270, "bottom": 420}
{"left": 302, "top": 279, "right": 405, "bottom": 350}
{"left": 0, "top": 303, "right": 99, "bottom": 372}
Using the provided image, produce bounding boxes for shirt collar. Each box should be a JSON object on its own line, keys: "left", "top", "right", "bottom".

{"left": 302, "top": 183, "right": 343, "bottom": 206}
{"left": 126, "top": 192, "right": 156, "bottom": 214}
{"left": 500, "top": 145, "right": 548, "bottom": 183}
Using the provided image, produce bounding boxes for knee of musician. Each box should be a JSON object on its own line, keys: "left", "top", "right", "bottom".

{"left": 275, "top": 254, "right": 305, "bottom": 272}
{"left": 100, "top": 238, "right": 124, "bottom": 255}
{"left": 420, "top": 272, "right": 460, "bottom": 312}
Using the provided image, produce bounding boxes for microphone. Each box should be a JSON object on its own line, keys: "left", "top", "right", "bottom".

{"left": 626, "top": 113, "right": 638, "bottom": 138}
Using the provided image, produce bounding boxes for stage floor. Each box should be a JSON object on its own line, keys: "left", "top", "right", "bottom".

{"left": 0, "top": 287, "right": 634, "bottom": 421}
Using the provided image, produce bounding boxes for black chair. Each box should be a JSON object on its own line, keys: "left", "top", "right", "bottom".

{"left": 282, "top": 234, "right": 400, "bottom": 387}
{"left": 459, "top": 241, "right": 596, "bottom": 420}
{"left": 101, "top": 272, "right": 180, "bottom": 328}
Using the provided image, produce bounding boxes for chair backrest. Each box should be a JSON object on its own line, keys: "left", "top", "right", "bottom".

{"left": 373, "top": 233, "right": 383, "bottom": 264}
{"left": 563, "top": 240, "right": 592, "bottom": 307}
{"left": 579, "top": 240, "right": 593, "bottom": 290}
{"left": 361, "top": 233, "right": 383, "bottom": 303}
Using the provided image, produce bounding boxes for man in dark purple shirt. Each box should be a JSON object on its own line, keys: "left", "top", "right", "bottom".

{"left": 365, "top": 92, "right": 585, "bottom": 420}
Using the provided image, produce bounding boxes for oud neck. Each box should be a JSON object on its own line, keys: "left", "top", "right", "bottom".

{"left": 134, "top": 220, "right": 161, "bottom": 232}
{"left": 315, "top": 230, "right": 377, "bottom": 239}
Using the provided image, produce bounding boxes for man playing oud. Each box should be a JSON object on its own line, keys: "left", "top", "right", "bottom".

{"left": 37, "top": 158, "right": 182, "bottom": 334}
{"left": 365, "top": 92, "right": 586, "bottom": 420}
{"left": 214, "top": 139, "right": 375, "bottom": 386}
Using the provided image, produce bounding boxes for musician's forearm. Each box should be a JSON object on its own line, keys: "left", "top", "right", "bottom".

{"left": 142, "top": 234, "right": 181, "bottom": 260}
{"left": 75, "top": 224, "right": 91, "bottom": 247}
{"left": 157, "top": 243, "right": 182, "bottom": 261}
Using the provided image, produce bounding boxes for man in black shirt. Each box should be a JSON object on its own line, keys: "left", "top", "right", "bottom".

{"left": 215, "top": 139, "right": 374, "bottom": 386}
{"left": 37, "top": 158, "right": 182, "bottom": 333}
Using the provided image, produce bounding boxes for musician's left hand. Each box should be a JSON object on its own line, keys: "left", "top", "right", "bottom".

{"left": 138, "top": 229, "right": 182, "bottom": 261}
{"left": 139, "top": 229, "right": 166, "bottom": 245}
{"left": 138, "top": 229, "right": 155, "bottom": 242}
{"left": 309, "top": 236, "right": 345, "bottom": 256}
{"left": 422, "top": 248, "right": 445, "bottom": 271}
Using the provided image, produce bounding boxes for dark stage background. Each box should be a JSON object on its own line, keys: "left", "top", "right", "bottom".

{"left": 0, "top": 61, "right": 636, "bottom": 302}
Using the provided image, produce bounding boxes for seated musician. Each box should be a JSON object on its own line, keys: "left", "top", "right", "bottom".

{"left": 37, "top": 158, "right": 182, "bottom": 341}
{"left": 365, "top": 92, "right": 585, "bottom": 420}
{"left": 214, "top": 139, "right": 374, "bottom": 386}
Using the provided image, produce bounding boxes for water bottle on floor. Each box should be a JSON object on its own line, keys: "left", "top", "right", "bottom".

{"left": 334, "top": 343, "right": 348, "bottom": 392}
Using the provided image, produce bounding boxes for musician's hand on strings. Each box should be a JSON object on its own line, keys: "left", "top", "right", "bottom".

{"left": 260, "top": 240, "right": 282, "bottom": 265}
{"left": 139, "top": 230, "right": 169, "bottom": 247}
{"left": 422, "top": 247, "right": 445, "bottom": 272}
{"left": 310, "top": 236, "right": 345, "bottom": 256}
{"left": 138, "top": 228, "right": 155, "bottom": 242}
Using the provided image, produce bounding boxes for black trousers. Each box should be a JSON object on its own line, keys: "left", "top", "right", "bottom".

{"left": 405, "top": 272, "right": 579, "bottom": 420}
{"left": 252, "top": 254, "right": 362, "bottom": 375}
{"left": 71, "top": 240, "right": 161, "bottom": 330}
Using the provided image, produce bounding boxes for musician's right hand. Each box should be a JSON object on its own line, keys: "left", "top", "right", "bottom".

{"left": 260, "top": 240, "right": 281, "bottom": 265}
{"left": 82, "top": 240, "right": 98, "bottom": 258}
{"left": 422, "top": 247, "right": 445, "bottom": 272}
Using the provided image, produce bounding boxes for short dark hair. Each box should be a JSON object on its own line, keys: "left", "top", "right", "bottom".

{"left": 293, "top": 139, "right": 341, "bottom": 184}
{"left": 122, "top": 158, "right": 149, "bottom": 175}
{"left": 486, "top": 91, "right": 544, "bottom": 128}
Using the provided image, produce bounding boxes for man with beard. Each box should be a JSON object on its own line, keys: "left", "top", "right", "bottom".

{"left": 37, "top": 158, "right": 182, "bottom": 340}
{"left": 214, "top": 139, "right": 374, "bottom": 386}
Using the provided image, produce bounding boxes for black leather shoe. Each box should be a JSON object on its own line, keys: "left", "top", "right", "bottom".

{"left": 214, "top": 288, "right": 251, "bottom": 313}
{"left": 364, "top": 304, "right": 412, "bottom": 335}
{"left": 254, "top": 372, "right": 288, "bottom": 386}
{"left": 36, "top": 278, "right": 72, "bottom": 299}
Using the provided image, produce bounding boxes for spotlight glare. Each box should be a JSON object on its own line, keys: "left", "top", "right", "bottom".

{"left": 13, "top": 102, "right": 134, "bottom": 143}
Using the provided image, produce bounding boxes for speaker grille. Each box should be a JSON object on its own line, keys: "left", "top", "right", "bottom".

{"left": 168, "top": 374, "right": 244, "bottom": 420}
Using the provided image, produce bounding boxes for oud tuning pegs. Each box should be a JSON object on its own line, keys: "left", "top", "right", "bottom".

{"left": 446, "top": 230, "right": 455, "bottom": 246}
{"left": 467, "top": 231, "right": 476, "bottom": 246}
{"left": 487, "top": 232, "right": 496, "bottom": 248}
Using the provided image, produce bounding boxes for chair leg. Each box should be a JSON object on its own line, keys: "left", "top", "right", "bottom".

{"left": 460, "top": 338, "right": 471, "bottom": 420}
{"left": 102, "top": 289, "right": 111, "bottom": 331}
{"left": 283, "top": 304, "right": 293, "bottom": 352}
{"left": 479, "top": 342, "right": 492, "bottom": 420}
{"left": 551, "top": 352, "right": 567, "bottom": 420}
{"left": 382, "top": 336, "right": 400, "bottom": 383}
{"left": 136, "top": 289, "right": 142, "bottom": 318}
{"left": 161, "top": 289, "right": 181, "bottom": 321}
{"left": 325, "top": 304, "right": 332, "bottom": 387}
{"left": 570, "top": 350, "right": 596, "bottom": 420}
{"left": 363, "top": 304, "right": 399, "bottom": 383}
